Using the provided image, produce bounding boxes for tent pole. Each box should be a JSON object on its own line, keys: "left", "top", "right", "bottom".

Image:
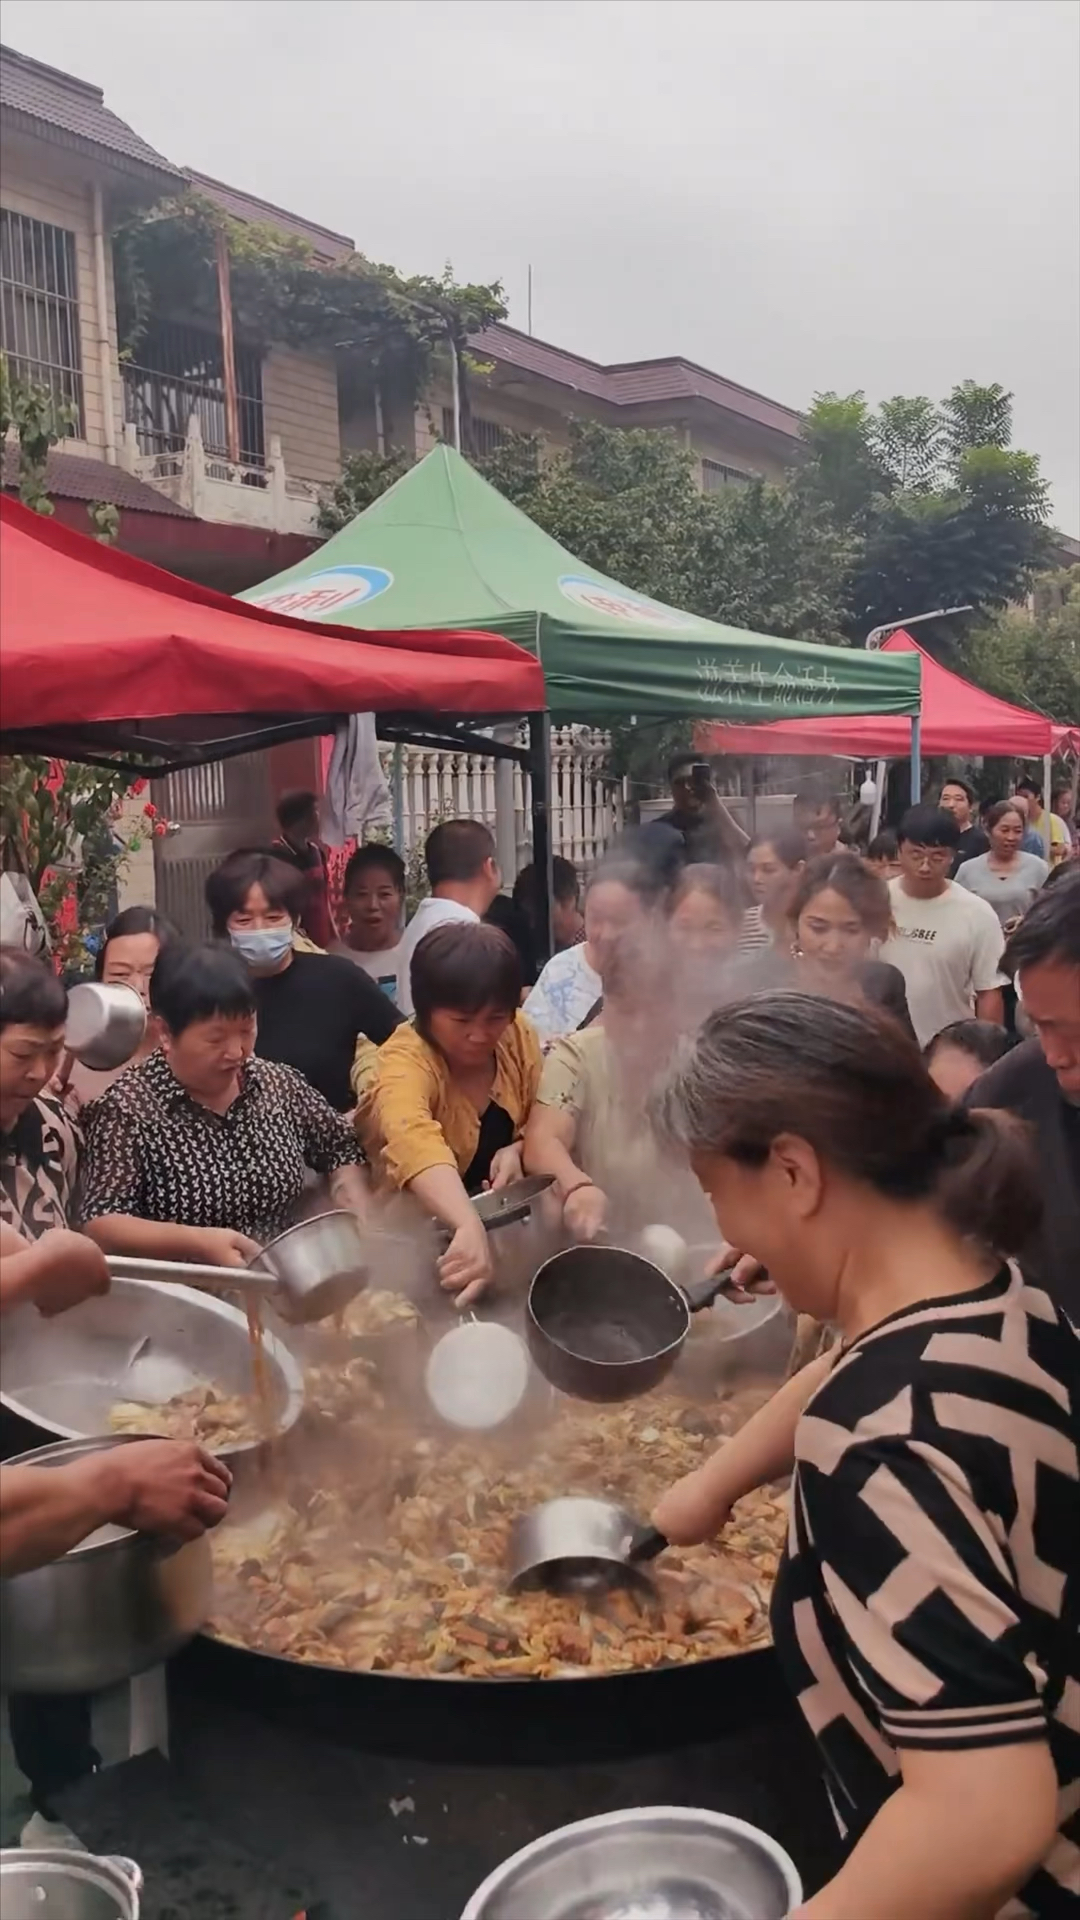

{"left": 528, "top": 712, "right": 553, "bottom": 963}
{"left": 492, "top": 723, "right": 519, "bottom": 884}
{"left": 1042, "top": 752, "right": 1053, "bottom": 854}
{"left": 910, "top": 715, "right": 922, "bottom": 803}
{"left": 391, "top": 742, "right": 405, "bottom": 854}
{"left": 869, "top": 759, "right": 887, "bottom": 839}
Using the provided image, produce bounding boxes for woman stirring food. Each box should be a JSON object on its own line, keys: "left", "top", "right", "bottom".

{"left": 82, "top": 942, "right": 369, "bottom": 1266}
{"left": 651, "top": 995, "right": 1078, "bottom": 1920}
{"left": 358, "top": 921, "right": 541, "bottom": 1305}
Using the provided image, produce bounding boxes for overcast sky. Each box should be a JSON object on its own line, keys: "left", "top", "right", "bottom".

{"left": 7, "top": 0, "right": 1079, "bottom": 531}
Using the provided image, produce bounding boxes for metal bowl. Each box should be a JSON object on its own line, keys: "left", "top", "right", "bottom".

{"left": 459, "top": 1805, "right": 802, "bottom": 1920}
{"left": 65, "top": 981, "right": 147, "bottom": 1071}
{"left": 0, "top": 1850, "right": 142, "bottom": 1920}
{"left": 0, "top": 1279, "right": 304, "bottom": 1460}
{"left": 0, "top": 1436, "right": 212, "bottom": 1695}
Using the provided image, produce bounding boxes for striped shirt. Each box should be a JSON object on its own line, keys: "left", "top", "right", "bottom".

{"left": 771, "top": 1265, "right": 1080, "bottom": 1916}
{"left": 737, "top": 904, "right": 773, "bottom": 953}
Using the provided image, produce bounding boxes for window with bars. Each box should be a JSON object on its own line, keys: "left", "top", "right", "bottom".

{"left": 122, "top": 319, "right": 266, "bottom": 468}
{"left": 440, "top": 407, "right": 511, "bottom": 459}
{"left": 701, "top": 457, "right": 752, "bottom": 491}
{"left": 0, "top": 208, "right": 85, "bottom": 433}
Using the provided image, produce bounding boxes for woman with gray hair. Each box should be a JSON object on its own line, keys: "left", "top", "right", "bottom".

{"left": 650, "top": 994, "right": 1078, "bottom": 1920}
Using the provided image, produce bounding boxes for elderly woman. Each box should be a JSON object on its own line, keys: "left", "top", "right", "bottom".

{"left": 205, "top": 849, "right": 401, "bottom": 1110}
{"left": 66, "top": 906, "right": 177, "bottom": 1106}
{"left": 523, "top": 929, "right": 714, "bottom": 1245}
{"left": 651, "top": 995, "right": 1078, "bottom": 1920}
{"left": 83, "top": 942, "right": 368, "bottom": 1267}
{"left": 1, "top": 947, "right": 83, "bottom": 1242}
{"left": 358, "top": 921, "right": 541, "bottom": 1306}
{"left": 956, "top": 799, "right": 1049, "bottom": 931}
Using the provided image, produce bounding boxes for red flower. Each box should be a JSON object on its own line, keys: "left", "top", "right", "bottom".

{"left": 143, "top": 802, "right": 157, "bottom": 818}
{"left": 153, "top": 821, "right": 169, "bottom": 837}
{"left": 130, "top": 778, "right": 148, "bottom": 796}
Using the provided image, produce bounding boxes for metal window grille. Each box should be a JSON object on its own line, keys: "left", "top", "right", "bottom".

{"left": 0, "top": 209, "right": 85, "bottom": 433}
{"left": 122, "top": 319, "right": 265, "bottom": 468}
{"left": 701, "top": 457, "right": 752, "bottom": 491}
{"left": 440, "top": 407, "right": 510, "bottom": 459}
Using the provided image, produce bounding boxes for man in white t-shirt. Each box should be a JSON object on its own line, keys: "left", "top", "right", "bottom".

{"left": 395, "top": 820, "right": 501, "bottom": 1016}
{"left": 881, "top": 805, "right": 1006, "bottom": 1047}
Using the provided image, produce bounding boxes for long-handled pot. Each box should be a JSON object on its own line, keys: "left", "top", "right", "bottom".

{"left": 525, "top": 1244, "right": 740, "bottom": 1403}
{"left": 105, "top": 1208, "right": 372, "bottom": 1326}
{"left": 508, "top": 1496, "right": 666, "bottom": 1595}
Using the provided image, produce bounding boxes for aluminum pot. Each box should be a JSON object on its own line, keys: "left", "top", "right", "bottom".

{"left": 458, "top": 1805, "right": 802, "bottom": 1920}
{"left": 0, "top": 1850, "right": 142, "bottom": 1920}
{"left": 0, "top": 1435, "right": 213, "bottom": 1695}
{"left": 508, "top": 1497, "right": 666, "bottom": 1595}
{"left": 64, "top": 982, "right": 147, "bottom": 1072}
{"left": 526, "top": 1245, "right": 735, "bottom": 1404}
{"left": 246, "top": 1208, "right": 371, "bottom": 1324}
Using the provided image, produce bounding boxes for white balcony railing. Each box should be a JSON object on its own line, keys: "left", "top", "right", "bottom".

{"left": 119, "top": 414, "right": 323, "bottom": 537}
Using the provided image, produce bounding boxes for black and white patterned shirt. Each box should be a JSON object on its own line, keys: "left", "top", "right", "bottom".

{"left": 81, "top": 1050, "right": 362, "bottom": 1243}
{"left": 0, "top": 1094, "right": 82, "bottom": 1238}
{"left": 771, "top": 1266, "right": 1080, "bottom": 1916}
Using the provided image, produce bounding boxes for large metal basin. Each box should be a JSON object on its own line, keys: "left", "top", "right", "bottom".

{"left": 0, "top": 1279, "right": 304, "bottom": 1461}
{"left": 1, "top": 1436, "right": 212, "bottom": 1694}
{"left": 0, "top": 1850, "right": 142, "bottom": 1920}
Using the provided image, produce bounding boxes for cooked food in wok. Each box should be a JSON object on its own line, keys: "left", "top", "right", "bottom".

{"left": 338, "top": 1287, "right": 420, "bottom": 1339}
{"left": 205, "top": 1376, "right": 787, "bottom": 1680}
{"left": 109, "top": 1384, "right": 265, "bottom": 1451}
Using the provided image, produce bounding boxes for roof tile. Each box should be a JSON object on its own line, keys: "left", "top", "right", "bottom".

{"left": 2, "top": 446, "right": 196, "bottom": 517}
{"left": 0, "top": 45, "right": 180, "bottom": 182}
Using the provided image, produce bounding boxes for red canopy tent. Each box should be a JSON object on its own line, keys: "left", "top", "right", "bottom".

{"left": 697, "top": 630, "right": 1062, "bottom": 759}
{"left": 0, "top": 494, "right": 545, "bottom": 757}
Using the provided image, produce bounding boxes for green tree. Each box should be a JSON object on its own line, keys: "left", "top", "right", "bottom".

{"left": 799, "top": 383, "right": 1050, "bottom": 637}
{"left": 962, "top": 567, "right": 1080, "bottom": 724}
{"left": 316, "top": 447, "right": 412, "bottom": 535}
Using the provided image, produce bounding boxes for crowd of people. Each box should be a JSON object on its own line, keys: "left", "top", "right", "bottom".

{"left": 1, "top": 762, "right": 1078, "bottom": 1914}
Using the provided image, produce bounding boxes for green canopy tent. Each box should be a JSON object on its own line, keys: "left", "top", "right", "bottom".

{"left": 242, "top": 446, "right": 921, "bottom": 731}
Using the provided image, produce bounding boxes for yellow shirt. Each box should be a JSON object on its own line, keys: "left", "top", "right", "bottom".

{"left": 357, "top": 1013, "right": 542, "bottom": 1191}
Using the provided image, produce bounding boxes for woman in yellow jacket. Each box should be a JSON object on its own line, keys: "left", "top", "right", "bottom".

{"left": 357, "top": 920, "right": 541, "bottom": 1306}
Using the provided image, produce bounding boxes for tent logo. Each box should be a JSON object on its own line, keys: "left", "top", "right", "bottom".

{"left": 250, "top": 565, "right": 394, "bottom": 619}
{"left": 558, "top": 574, "right": 700, "bottom": 630}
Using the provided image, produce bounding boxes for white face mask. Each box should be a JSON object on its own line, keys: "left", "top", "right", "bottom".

{"left": 229, "top": 927, "right": 292, "bottom": 969}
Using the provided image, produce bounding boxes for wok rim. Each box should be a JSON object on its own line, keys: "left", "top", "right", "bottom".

{"left": 526, "top": 1245, "right": 691, "bottom": 1372}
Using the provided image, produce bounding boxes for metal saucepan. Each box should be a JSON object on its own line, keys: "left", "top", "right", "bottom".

{"left": 65, "top": 981, "right": 147, "bottom": 1070}
{"left": 104, "top": 1208, "right": 372, "bottom": 1326}
{"left": 526, "top": 1244, "right": 738, "bottom": 1403}
{"left": 470, "top": 1173, "right": 554, "bottom": 1231}
{"left": 0, "top": 1279, "right": 304, "bottom": 1460}
{"left": 0, "top": 1435, "right": 213, "bottom": 1695}
{"left": 458, "top": 1805, "right": 802, "bottom": 1920}
{"left": 0, "top": 1849, "right": 143, "bottom": 1920}
{"left": 508, "top": 1496, "right": 666, "bottom": 1596}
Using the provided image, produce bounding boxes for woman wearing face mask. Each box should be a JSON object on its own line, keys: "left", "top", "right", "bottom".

{"left": 358, "top": 921, "right": 541, "bottom": 1306}
{"left": 205, "top": 850, "right": 401, "bottom": 1111}
{"left": 651, "top": 996, "right": 1078, "bottom": 1920}
{"left": 739, "top": 829, "right": 808, "bottom": 952}
{"left": 82, "top": 942, "right": 369, "bottom": 1266}
{"left": 66, "top": 907, "right": 177, "bottom": 1108}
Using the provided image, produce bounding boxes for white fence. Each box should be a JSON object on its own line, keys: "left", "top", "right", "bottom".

{"left": 381, "top": 727, "right": 624, "bottom": 874}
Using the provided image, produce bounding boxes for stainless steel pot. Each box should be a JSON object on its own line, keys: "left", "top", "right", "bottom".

{"left": 246, "top": 1208, "right": 371, "bottom": 1323}
{"left": 459, "top": 1806, "right": 802, "bottom": 1920}
{"left": 64, "top": 982, "right": 147, "bottom": 1071}
{"left": 0, "top": 1436, "right": 213, "bottom": 1694}
{"left": 508, "top": 1497, "right": 666, "bottom": 1596}
{"left": 0, "top": 1849, "right": 142, "bottom": 1920}
{"left": 0, "top": 1279, "right": 304, "bottom": 1461}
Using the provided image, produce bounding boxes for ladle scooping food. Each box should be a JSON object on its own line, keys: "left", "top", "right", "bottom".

{"left": 526, "top": 1244, "right": 746, "bottom": 1404}
{"left": 104, "top": 1209, "right": 371, "bottom": 1326}
{"left": 508, "top": 1497, "right": 667, "bottom": 1595}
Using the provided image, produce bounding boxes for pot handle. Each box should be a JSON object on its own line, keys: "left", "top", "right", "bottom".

{"left": 107, "top": 1856, "right": 144, "bottom": 1893}
{"left": 681, "top": 1264, "right": 771, "bottom": 1313}
{"left": 626, "top": 1524, "right": 667, "bottom": 1565}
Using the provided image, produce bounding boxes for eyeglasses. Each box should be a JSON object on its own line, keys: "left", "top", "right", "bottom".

{"left": 905, "top": 846, "right": 953, "bottom": 867}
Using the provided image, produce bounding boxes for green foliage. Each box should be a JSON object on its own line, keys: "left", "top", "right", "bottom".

{"left": 0, "top": 759, "right": 155, "bottom": 969}
{"left": 0, "top": 354, "right": 74, "bottom": 514}
{"left": 112, "top": 195, "right": 506, "bottom": 404}
{"left": 962, "top": 567, "right": 1080, "bottom": 725}
{"left": 87, "top": 500, "right": 120, "bottom": 544}
{"left": 316, "top": 448, "right": 412, "bottom": 534}
{"left": 799, "top": 383, "right": 1050, "bottom": 637}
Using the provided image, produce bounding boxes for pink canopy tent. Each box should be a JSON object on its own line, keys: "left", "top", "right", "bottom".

{"left": 697, "top": 630, "right": 1063, "bottom": 759}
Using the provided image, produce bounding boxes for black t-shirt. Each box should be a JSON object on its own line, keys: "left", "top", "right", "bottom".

{"left": 252, "top": 951, "right": 402, "bottom": 1111}
{"left": 951, "top": 824, "right": 990, "bottom": 876}
{"left": 966, "top": 1039, "right": 1080, "bottom": 1316}
{"left": 655, "top": 808, "right": 726, "bottom": 865}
